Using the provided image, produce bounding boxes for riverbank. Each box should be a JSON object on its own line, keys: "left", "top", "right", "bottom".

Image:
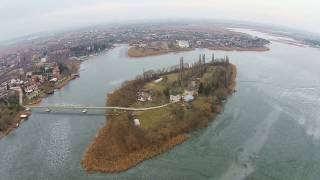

{"left": 127, "top": 47, "right": 194, "bottom": 57}
{"left": 25, "top": 77, "right": 74, "bottom": 106}
{"left": 26, "top": 61, "right": 81, "bottom": 106}
{"left": 0, "top": 61, "right": 81, "bottom": 140}
{"left": 208, "top": 46, "right": 270, "bottom": 52}
{"left": 0, "top": 110, "right": 31, "bottom": 140}
{"left": 128, "top": 46, "right": 269, "bottom": 58}
{"left": 82, "top": 60, "right": 237, "bottom": 173}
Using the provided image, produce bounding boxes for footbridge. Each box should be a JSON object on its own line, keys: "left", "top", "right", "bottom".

{"left": 26, "top": 103, "right": 172, "bottom": 112}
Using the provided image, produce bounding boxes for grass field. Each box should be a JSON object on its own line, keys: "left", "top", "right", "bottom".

{"left": 137, "top": 105, "right": 174, "bottom": 129}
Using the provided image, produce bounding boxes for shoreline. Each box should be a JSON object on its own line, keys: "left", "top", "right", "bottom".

{"left": 127, "top": 47, "right": 194, "bottom": 58}
{"left": 208, "top": 46, "right": 270, "bottom": 52}
{"left": 127, "top": 46, "right": 269, "bottom": 58}
{"left": 0, "top": 110, "right": 31, "bottom": 140}
{"left": 0, "top": 75, "right": 78, "bottom": 140}
{"left": 0, "top": 47, "right": 115, "bottom": 140}
{"left": 81, "top": 63, "right": 237, "bottom": 173}
{"left": 83, "top": 133, "right": 189, "bottom": 173}
{"left": 26, "top": 62, "right": 81, "bottom": 106}
{"left": 0, "top": 58, "right": 83, "bottom": 139}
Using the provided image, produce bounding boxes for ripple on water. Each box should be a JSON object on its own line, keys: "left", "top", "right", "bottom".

{"left": 218, "top": 105, "right": 282, "bottom": 180}
{"left": 279, "top": 87, "right": 320, "bottom": 141}
{"left": 40, "top": 119, "right": 71, "bottom": 172}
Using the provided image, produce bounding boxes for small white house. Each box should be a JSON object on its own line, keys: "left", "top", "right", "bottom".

{"left": 154, "top": 78, "right": 163, "bottom": 83}
{"left": 170, "top": 94, "right": 181, "bottom": 103}
{"left": 133, "top": 119, "right": 141, "bottom": 127}
{"left": 20, "top": 114, "right": 29, "bottom": 119}
{"left": 26, "top": 72, "right": 33, "bottom": 78}
{"left": 177, "top": 40, "right": 190, "bottom": 48}
{"left": 137, "top": 91, "right": 152, "bottom": 102}
{"left": 138, "top": 97, "right": 146, "bottom": 102}
{"left": 41, "top": 57, "right": 47, "bottom": 63}
{"left": 49, "top": 78, "right": 57, "bottom": 82}
{"left": 138, "top": 43, "right": 147, "bottom": 48}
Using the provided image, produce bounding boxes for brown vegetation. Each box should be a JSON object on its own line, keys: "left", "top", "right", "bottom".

{"left": 0, "top": 92, "right": 32, "bottom": 139}
{"left": 82, "top": 114, "right": 189, "bottom": 173}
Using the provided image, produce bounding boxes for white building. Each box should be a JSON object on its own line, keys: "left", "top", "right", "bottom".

{"left": 170, "top": 94, "right": 181, "bottom": 103}
{"left": 41, "top": 57, "right": 47, "bottom": 63}
{"left": 49, "top": 78, "right": 58, "bottom": 82}
{"left": 133, "top": 119, "right": 141, "bottom": 127}
{"left": 138, "top": 43, "right": 147, "bottom": 48}
{"left": 177, "top": 40, "right": 190, "bottom": 48}
{"left": 154, "top": 78, "right": 163, "bottom": 83}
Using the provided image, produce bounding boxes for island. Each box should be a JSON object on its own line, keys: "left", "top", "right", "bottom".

{"left": 81, "top": 54, "right": 237, "bottom": 173}
{"left": 128, "top": 41, "right": 194, "bottom": 57}
{"left": 127, "top": 25, "right": 270, "bottom": 57}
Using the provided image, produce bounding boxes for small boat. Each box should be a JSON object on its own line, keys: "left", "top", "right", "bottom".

{"left": 82, "top": 109, "right": 88, "bottom": 113}
{"left": 45, "top": 108, "right": 51, "bottom": 112}
{"left": 15, "top": 123, "right": 19, "bottom": 128}
{"left": 20, "top": 114, "right": 29, "bottom": 120}
{"left": 46, "top": 90, "right": 54, "bottom": 95}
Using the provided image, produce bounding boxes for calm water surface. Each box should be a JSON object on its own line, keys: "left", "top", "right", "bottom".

{"left": 1, "top": 31, "right": 320, "bottom": 180}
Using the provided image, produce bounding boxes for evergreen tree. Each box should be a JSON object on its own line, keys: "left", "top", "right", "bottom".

{"left": 204, "top": 84, "right": 211, "bottom": 96}
{"left": 198, "top": 82, "right": 204, "bottom": 94}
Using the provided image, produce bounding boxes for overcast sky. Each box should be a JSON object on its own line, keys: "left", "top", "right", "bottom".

{"left": 1, "top": 0, "right": 319, "bottom": 41}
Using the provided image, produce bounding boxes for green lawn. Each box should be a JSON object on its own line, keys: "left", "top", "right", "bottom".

{"left": 131, "top": 67, "right": 216, "bottom": 130}
{"left": 144, "top": 81, "right": 167, "bottom": 93}
{"left": 137, "top": 105, "right": 174, "bottom": 129}
{"left": 166, "top": 73, "right": 179, "bottom": 84}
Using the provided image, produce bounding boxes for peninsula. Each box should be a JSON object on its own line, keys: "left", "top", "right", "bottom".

{"left": 127, "top": 25, "right": 270, "bottom": 57}
{"left": 82, "top": 54, "right": 237, "bottom": 173}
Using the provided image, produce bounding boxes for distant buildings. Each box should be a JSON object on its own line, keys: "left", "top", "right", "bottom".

{"left": 52, "top": 64, "right": 61, "bottom": 79}
{"left": 177, "top": 40, "right": 190, "bottom": 48}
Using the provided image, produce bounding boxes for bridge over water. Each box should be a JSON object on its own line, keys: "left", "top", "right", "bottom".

{"left": 11, "top": 86, "right": 172, "bottom": 113}
{"left": 26, "top": 103, "right": 172, "bottom": 112}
